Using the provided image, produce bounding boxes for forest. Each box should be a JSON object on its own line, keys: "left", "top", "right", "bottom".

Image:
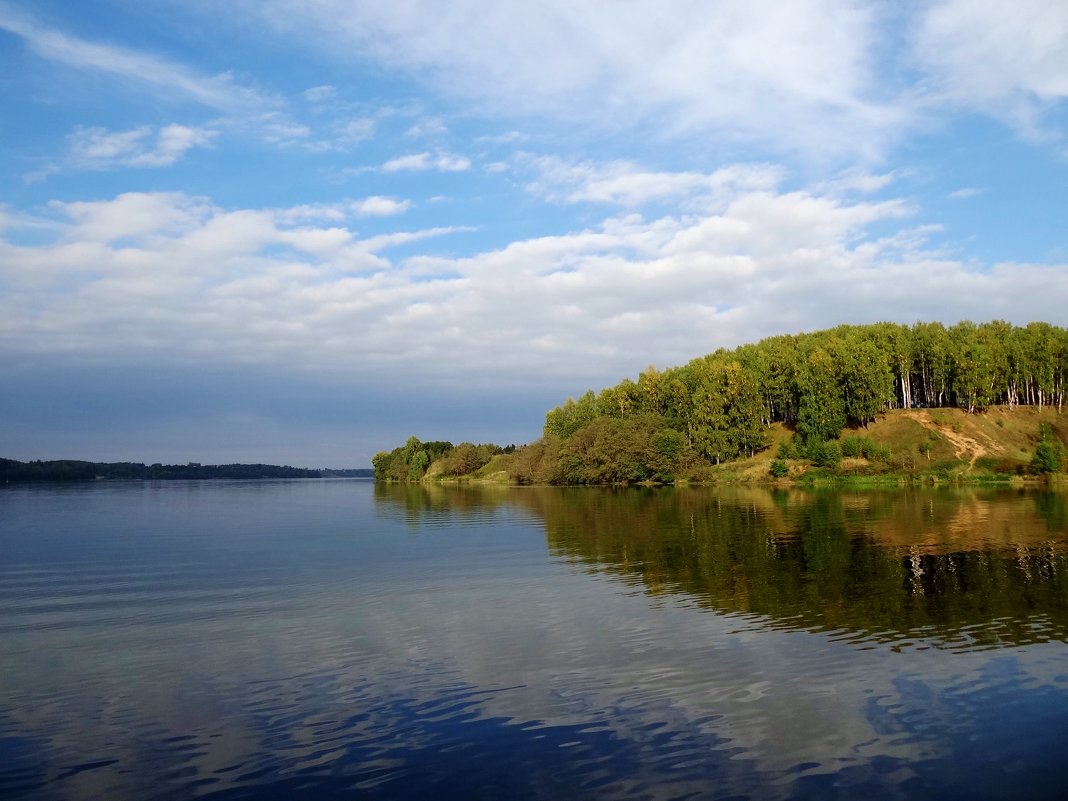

{"left": 373, "top": 320, "right": 1068, "bottom": 484}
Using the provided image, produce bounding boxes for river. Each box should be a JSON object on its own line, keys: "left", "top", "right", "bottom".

{"left": 2, "top": 480, "right": 1067, "bottom": 799}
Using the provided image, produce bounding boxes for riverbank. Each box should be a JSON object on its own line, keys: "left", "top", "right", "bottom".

{"left": 422, "top": 406, "right": 1067, "bottom": 487}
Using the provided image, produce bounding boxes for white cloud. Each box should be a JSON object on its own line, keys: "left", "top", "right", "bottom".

{"left": 69, "top": 126, "right": 151, "bottom": 163}
{"left": 66, "top": 124, "right": 217, "bottom": 170}
{"left": 0, "top": 6, "right": 316, "bottom": 153}
{"left": 303, "top": 84, "right": 336, "bottom": 102}
{"left": 298, "top": 117, "right": 377, "bottom": 154}
{"left": 338, "top": 117, "right": 376, "bottom": 142}
{"left": 382, "top": 152, "right": 432, "bottom": 172}
{"left": 273, "top": 198, "right": 411, "bottom": 223}
{"left": 948, "top": 187, "right": 984, "bottom": 200}
{"left": 477, "top": 131, "right": 525, "bottom": 144}
{"left": 4, "top": 173, "right": 1065, "bottom": 393}
{"left": 434, "top": 153, "right": 471, "bottom": 172}
{"left": 0, "top": 6, "right": 273, "bottom": 114}
{"left": 274, "top": 204, "right": 348, "bottom": 224}
{"left": 249, "top": 112, "right": 312, "bottom": 145}
{"left": 913, "top": 0, "right": 1068, "bottom": 138}
{"left": 48, "top": 192, "right": 214, "bottom": 243}
{"left": 353, "top": 196, "right": 412, "bottom": 216}
{"left": 244, "top": 0, "right": 909, "bottom": 160}
{"left": 525, "top": 157, "right": 783, "bottom": 208}
{"left": 406, "top": 117, "right": 448, "bottom": 137}
{"left": 814, "top": 170, "right": 899, "bottom": 196}
{"left": 381, "top": 151, "right": 471, "bottom": 172}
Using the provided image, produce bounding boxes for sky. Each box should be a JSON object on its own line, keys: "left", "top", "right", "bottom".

{"left": 2, "top": 0, "right": 1068, "bottom": 468}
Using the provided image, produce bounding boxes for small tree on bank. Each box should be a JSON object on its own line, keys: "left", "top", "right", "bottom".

{"left": 1033, "top": 424, "right": 1066, "bottom": 473}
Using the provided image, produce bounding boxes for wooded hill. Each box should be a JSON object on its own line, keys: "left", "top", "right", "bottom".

{"left": 374, "top": 320, "right": 1068, "bottom": 484}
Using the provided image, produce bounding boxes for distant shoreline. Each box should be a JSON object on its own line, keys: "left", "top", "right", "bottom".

{"left": 0, "top": 458, "right": 372, "bottom": 483}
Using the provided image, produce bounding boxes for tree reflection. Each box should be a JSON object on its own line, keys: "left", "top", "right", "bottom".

{"left": 374, "top": 485, "right": 1068, "bottom": 649}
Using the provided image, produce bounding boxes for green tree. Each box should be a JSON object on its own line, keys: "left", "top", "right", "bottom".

{"left": 688, "top": 358, "right": 768, "bottom": 464}
{"left": 636, "top": 365, "right": 665, "bottom": 415}
{"left": 723, "top": 361, "right": 768, "bottom": 457}
{"left": 949, "top": 321, "right": 996, "bottom": 412}
{"left": 795, "top": 348, "right": 846, "bottom": 442}
{"left": 544, "top": 390, "right": 598, "bottom": 438}
{"left": 371, "top": 451, "right": 391, "bottom": 480}
{"left": 408, "top": 450, "right": 429, "bottom": 480}
{"left": 912, "top": 321, "right": 951, "bottom": 407}
{"left": 835, "top": 336, "right": 893, "bottom": 426}
{"left": 1033, "top": 424, "right": 1065, "bottom": 473}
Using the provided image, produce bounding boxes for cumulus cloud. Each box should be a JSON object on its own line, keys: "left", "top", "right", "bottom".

{"left": 3, "top": 171, "right": 1065, "bottom": 394}
{"left": 353, "top": 196, "right": 412, "bottom": 216}
{"left": 49, "top": 192, "right": 214, "bottom": 243}
{"left": 381, "top": 153, "right": 432, "bottom": 172}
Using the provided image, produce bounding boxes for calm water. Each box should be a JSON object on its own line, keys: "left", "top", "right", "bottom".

{"left": 2, "top": 480, "right": 1067, "bottom": 800}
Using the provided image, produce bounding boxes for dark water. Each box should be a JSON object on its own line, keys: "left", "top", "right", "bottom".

{"left": 2, "top": 481, "right": 1067, "bottom": 800}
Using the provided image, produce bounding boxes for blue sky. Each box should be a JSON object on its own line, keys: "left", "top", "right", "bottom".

{"left": 2, "top": 0, "right": 1067, "bottom": 467}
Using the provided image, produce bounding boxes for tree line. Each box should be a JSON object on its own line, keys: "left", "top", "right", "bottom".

{"left": 372, "top": 438, "right": 516, "bottom": 482}
{"left": 375, "top": 320, "right": 1068, "bottom": 484}
{"left": 0, "top": 459, "right": 359, "bottom": 482}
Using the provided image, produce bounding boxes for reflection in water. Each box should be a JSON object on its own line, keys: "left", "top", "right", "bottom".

{"left": 2, "top": 481, "right": 1068, "bottom": 800}
{"left": 510, "top": 486, "right": 1068, "bottom": 650}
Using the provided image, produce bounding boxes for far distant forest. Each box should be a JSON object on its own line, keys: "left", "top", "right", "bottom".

{"left": 374, "top": 320, "right": 1068, "bottom": 484}
{"left": 0, "top": 459, "right": 371, "bottom": 483}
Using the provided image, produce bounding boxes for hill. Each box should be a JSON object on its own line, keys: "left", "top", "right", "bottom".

{"left": 692, "top": 406, "right": 1066, "bottom": 484}
{"left": 373, "top": 320, "right": 1068, "bottom": 485}
{"left": 394, "top": 406, "right": 1062, "bottom": 486}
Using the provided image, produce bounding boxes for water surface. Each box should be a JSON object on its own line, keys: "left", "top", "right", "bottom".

{"left": 2, "top": 480, "right": 1067, "bottom": 799}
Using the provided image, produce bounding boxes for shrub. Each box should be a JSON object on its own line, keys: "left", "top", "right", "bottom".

{"left": 769, "top": 459, "right": 789, "bottom": 478}
{"left": 868, "top": 444, "right": 892, "bottom": 463}
{"left": 807, "top": 439, "right": 842, "bottom": 468}
{"left": 1033, "top": 424, "right": 1066, "bottom": 473}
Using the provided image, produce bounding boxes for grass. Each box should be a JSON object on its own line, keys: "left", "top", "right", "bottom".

{"left": 427, "top": 407, "right": 1067, "bottom": 487}
{"left": 749, "top": 406, "right": 1066, "bottom": 486}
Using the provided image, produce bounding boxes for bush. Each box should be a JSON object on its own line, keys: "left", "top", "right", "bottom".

{"left": 507, "top": 439, "right": 561, "bottom": 484}
{"left": 840, "top": 435, "right": 891, "bottom": 463}
{"left": 1033, "top": 424, "right": 1066, "bottom": 473}
{"left": 868, "top": 444, "right": 892, "bottom": 463}
{"left": 840, "top": 436, "right": 864, "bottom": 458}
{"left": 769, "top": 459, "right": 789, "bottom": 478}
{"left": 436, "top": 442, "right": 501, "bottom": 476}
{"left": 807, "top": 439, "right": 842, "bottom": 468}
